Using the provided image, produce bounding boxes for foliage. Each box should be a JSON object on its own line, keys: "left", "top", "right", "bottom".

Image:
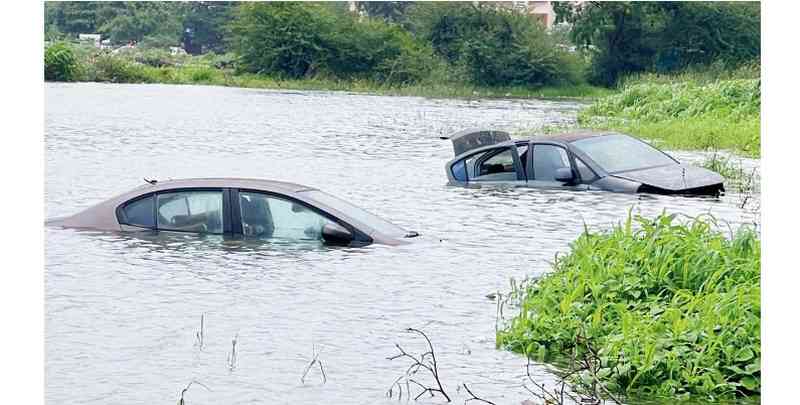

{"left": 408, "top": 3, "right": 582, "bottom": 87}
{"left": 578, "top": 74, "right": 761, "bottom": 156}
{"left": 90, "top": 55, "right": 152, "bottom": 83}
{"left": 182, "top": 2, "right": 236, "bottom": 54}
{"left": 498, "top": 213, "right": 761, "bottom": 399}
{"left": 354, "top": 1, "right": 413, "bottom": 24}
{"left": 229, "top": 2, "right": 332, "bottom": 78}
{"left": 229, "top": 2, "right": 435, "bottom": 84}
{"left": 44, "top": 42, "right": 79, "bottom": 81}
{"left": 44, "top": 1, "right": 234, "bottom": 53}
{"left": 555, "top": 2, "right": 761, "bottom": 86}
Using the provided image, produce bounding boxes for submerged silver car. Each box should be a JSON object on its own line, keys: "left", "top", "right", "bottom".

{"left": 47, "top": 178, "right": 417, "bottom": 246}
{"left": 444, "top": 129, "right": 725, "bottom": 195}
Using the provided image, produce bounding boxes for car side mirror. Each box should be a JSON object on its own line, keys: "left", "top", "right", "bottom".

{"left": 554, "top": 167, "right": 576, "bottom": 183}
{"left": 321, "top": 222, "right": 353, "bottom": 245}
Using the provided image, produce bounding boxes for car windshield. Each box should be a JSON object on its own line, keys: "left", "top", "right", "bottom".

{"left": 300, "top": 190, "right": 410, "bottom": 238}
{"left": 572, "top": 134, "right": 676, "bottom": 173}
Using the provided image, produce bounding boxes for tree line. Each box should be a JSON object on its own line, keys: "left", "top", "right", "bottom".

{"left": 45, "top": 1, "right": 760, "bottom": 87}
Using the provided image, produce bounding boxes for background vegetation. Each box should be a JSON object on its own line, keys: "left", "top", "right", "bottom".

{"left": 44, "top": 2, "right": 761, "bottom": 151}
{"left": 44, "top": 1, "right": 759, "bottom": 92}
{"left": 578, "top": 63, "right": 761, "bottom": 156}
{"left": 498, "top": 213, "right": 760, "bottom": 400}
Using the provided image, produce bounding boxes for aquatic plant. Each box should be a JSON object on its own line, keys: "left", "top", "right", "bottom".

{"left": 498, "top": 213, "right": 761, "bottom": 400}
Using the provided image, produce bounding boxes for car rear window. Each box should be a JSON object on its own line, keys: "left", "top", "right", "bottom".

{"left": 121, "top": 195, "right": 155, "bottom": 228}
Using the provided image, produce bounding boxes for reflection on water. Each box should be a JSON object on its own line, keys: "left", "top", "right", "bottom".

{"left": 46, "top": 83, "right": 759, "bottom": 404}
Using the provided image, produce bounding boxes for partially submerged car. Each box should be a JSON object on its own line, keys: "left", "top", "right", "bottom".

{"left": 47, "top": 178, "right": 418, "bottom": 246}
{"left": 444, "top": 129, "right": 724, "bottom": 195}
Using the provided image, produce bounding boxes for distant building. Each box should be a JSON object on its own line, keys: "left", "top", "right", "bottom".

{"left": 346, "top": 1, "right": 559, "bottom": 29}
{"left": 478, "top": 1, "right": 557, "bottom": 28}
{"left": 78, "top": 33, "right": 102, "bottom": 47}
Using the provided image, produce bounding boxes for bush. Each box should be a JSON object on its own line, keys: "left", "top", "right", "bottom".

{"left": 229, "top": 2, "right": 332, "bottom": 78}
{"left": 409, "top": 3, "right": 583, "bottom": 86}
{"left": 45, "top": 42, "right": 79, "bottom": 81}
{"left": 91, "top": 55, "right": 152, "bottom": 83}
{"left": 557, "top": 2, "right": 760, "bottom": 86}
{"left": 498, "top": 213, "right": 760, "bottom": 399}
{"left": 229, "top": 2, "right": 436, "bottom": 85}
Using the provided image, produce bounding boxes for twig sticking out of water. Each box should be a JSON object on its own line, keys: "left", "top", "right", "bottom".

{"left": 300, "top": 343, "right": 327, "bottom": 385}
{"left": 386, "top": 328, "right": 451, "bottom": 402}
{"left": 461, "top": 383, "right": 496, "bottom": 405}
{"left": 177, "top": 380, "right": 211, "bottom": 405}
{"left": 521, "top": 333, "right": 622, "bottom": 405}
{"left": 227, "top": 333, "right": 238, "bottom": 371}
{"left": 194, "top": 314, "right": 205, "bottom": 351}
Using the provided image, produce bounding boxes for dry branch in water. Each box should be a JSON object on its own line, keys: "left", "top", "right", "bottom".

{"left": 300, "top": 343, "right": 327, "bottom": 385}
{"left": 386, "top": 328, "right": 451, "bottom": 402}
{"left": 194, "top": 313, "right": 205, "bottom": 351}
{"left": 227, "top": 333, "right": 238, "bottom": 371}
{"left": 177, "top": 380, "right": 210, "bottom": 405}
{"left": 461, "top": 383, "right": 496, "bottom": 405}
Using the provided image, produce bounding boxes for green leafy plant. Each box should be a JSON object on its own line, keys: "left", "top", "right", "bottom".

{"left": 498, "top": 213, "right": 760, "bottom": 400}
{"left": 45, "top": 42, "right": 79, "bottom": 82}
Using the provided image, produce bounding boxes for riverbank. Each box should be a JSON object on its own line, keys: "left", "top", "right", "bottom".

{"left": 575, "top": 65, "right": 761, "bottom": 157}
{"left": 497, "top": 213, "right": 761, "bottom": 402}
{"left": 46, "top": 43, "right": 613, "bottom": 100}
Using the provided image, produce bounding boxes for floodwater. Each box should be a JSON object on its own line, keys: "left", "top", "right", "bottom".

{"left": 45, "top": 83, "right": 759, "bottom": 404}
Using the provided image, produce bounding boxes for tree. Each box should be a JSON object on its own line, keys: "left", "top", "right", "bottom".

{"left": 182, "top": 2, "right": 236, "bottom": 54}
{"left": 554, "top": 1, "right": 760, "bottom": 86}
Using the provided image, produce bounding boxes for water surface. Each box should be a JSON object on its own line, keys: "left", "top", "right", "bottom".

{"left": 46, "top": 83, "right": 759, "bottom": 404}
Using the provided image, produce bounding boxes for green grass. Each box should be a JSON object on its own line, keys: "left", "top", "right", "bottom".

{"left": 52, "top": 43, "right": 610, "bottom": 100}
{"left": 577, "top": 76, "right": 761, "bottom": 157}
{"left": 111, "top": 63, "right": 611, "bottom": 99}
{"left": 497, "top": 213, "right": 760, "bottom": 401}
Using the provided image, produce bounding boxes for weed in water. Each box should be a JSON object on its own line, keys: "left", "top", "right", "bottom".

{"left": 498, "top": 213, "right": 760, "bottom": 401}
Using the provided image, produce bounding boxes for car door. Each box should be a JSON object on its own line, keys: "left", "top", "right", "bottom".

{"left": 230, "top": 189, "right": 364, "bottom": 244}
{"left": 461, "top": 145, "right": 527, "bottom": 185}
{"left": 527, "top": 143, "right": 590, "bottom": 190}
{"left": 118, "top": 188, "right": 232, "bottom": 234}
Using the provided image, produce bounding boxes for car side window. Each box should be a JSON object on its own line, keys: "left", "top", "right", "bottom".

{"left": 575, "top": 157, "right": 598, "bottom": 183}
{"left": 239, "top": 192, "right": 336, "bottom": 241}
{"left": 468, "top": 148, "right": 518, "bottom": 181}
{"left": 121, "top": 195, "right": 155, "bottom": 228}
{"left": 157, "top": 191, "right": 224, "bottom": 234}
{"left": 532, "top": 144, "right": 572, "bottom": 182}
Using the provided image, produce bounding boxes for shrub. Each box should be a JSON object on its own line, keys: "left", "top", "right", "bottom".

{"left": 45, "top": 42, "right": 79, "bottom": 81}
{"left": 92, "top": 55, "right": 152, "bottom": 83}
{"left": 229, "top": 2, "right": 333, "bottom": 78}
{"left": 498, "top": 213, "right": 760, "bottom": 399}
{"left": 556, "top": 2, "right": 760, "bottom": 86}
{"left": 409, "top": 3, "right": 583, "bottom": 86}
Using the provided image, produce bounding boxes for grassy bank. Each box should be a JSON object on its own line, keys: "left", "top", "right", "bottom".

{"left": 576, "top": 65, "right": 761, "bottom": 157}
{"left": 497, "top": 213, "right": 760, "bottom": 401}
{"left": 47, "top": 43, "right": 612, "bottom": 99}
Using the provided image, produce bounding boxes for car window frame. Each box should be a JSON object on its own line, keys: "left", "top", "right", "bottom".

{"left": 528, "top": 142, "right": 575, "bottom": 183}
{"left": 116, "top": 187, "right": 232, "bottom": 234}
{"left": 465, "top": 145, "right": 526, "bottom": 182}
{"left": 231, "top": 188, "right": 372, "bottom": 244}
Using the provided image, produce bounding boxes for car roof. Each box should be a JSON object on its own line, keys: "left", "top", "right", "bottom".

{"left": 126, "top": 178, "right": 315, "bottom": 195}
{"left": 527, "top": 130, "right": 616, "bottom": 143}
{"left": 472, "top": 130, "right": 617, "bottom": 149}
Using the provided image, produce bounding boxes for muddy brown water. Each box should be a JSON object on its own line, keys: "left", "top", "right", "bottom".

{"left": 45, "top": 83, "right": 759, "bottom": 404}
